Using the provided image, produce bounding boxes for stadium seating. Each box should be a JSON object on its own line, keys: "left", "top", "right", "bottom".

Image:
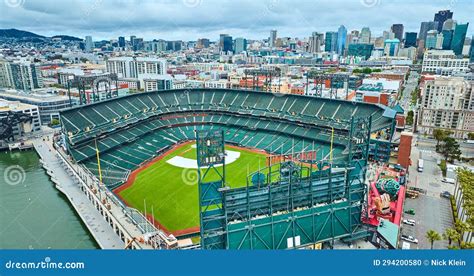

{"left": 60, "top": 88, "right": 395, "bottom": 188}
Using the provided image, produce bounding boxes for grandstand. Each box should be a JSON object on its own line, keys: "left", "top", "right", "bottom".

{"left": 60, "top": 88, "right": 395, "bottom": 190}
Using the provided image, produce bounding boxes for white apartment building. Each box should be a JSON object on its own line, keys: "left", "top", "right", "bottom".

{"left": 418, "top": 76, "right": 474, "bottom": 138}
{"left": 421, "top": 50, "right": 470, "bottom": 76}
{"left": 106, "top": 57, "right": 167, "bottom": 88}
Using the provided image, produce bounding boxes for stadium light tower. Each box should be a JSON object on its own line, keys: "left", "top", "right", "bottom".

{"left": 196, "top": 130, "right": 228, "bottom": 249}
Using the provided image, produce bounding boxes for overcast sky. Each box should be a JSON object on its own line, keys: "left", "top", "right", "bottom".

{"left": 1, "top": 0, "right": 472, "bottom": 41}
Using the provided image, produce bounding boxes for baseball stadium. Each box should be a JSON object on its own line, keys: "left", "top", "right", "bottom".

{"left": 60, "top": 88, "right": 396, "bottom": 249}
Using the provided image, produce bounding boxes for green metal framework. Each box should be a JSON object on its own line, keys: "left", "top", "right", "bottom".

{"left": 198, "top": 117, "right": 373, "bottom": 249}
{"left": 197, "top": 130, "right": 227, "bottom": 249}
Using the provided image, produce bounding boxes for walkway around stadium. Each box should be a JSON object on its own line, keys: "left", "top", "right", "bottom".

{"left": 31, "top": 135, "right": 169, "bottom": 249}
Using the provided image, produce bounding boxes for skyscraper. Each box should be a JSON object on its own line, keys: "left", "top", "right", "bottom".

{"left": 308, "top": 32, "right": 323, "bottom": 53}
{"left": 337, "top": 25, "right": 347, "bottom": 56}
{"left": 391, "top": 24, "right": 404, "bottom": 41}
{"left": 269, "top": 30, "right": 277, "bottom": 47}
{"left": 419, "top": 21, "right": 438, "bottom": 42}
{"left": 118, "top": 36, "right": 126, "bottom": 48}
{"left": 434, "top": 10, "right": 453, "bottom": 32}
{"left": 384, "top": 39, "right": 400, "bottom": 56}
{"left": 442, "top": 19, "right": 456, "bottom": 31}
{"left": 85, "top": 36, "right": 93, "bottom": 52}
{"left": 425, "top": 30, "right": 438, "bottom": 49}
{"left": 219, "top": 34, "right": 233, "bottom": 53}
{"left": 470, "top": 35, "right": 474, "bottom": 62}
{"left": 404, "top": 32, "right": 417, "bottom": 48}
{"left": 451, "top": 23, "right": 469, "bottom": 55}
{"left": 441, "top": 30, "right": 453, "bottom": 49}
{"left": 234, "top": 38, "right": 247, "bottom": 53}
{"left": 360, "top": 27, "right": 371, "bottom": 44}
{"left": 196, "top": 38, "right": 210, "bottom": 48}
{"left": 325, "top": 31, "right": 337, "bottom": 52}
{"left": 130, "top": 35, "right": 136, "bottom": 47}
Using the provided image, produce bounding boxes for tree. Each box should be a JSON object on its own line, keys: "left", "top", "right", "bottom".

{"left": 443, "top": 228, "right": 460, "bottom": 246}
{"left": 468, "top": 132, "right": 474, "bottom": 140}
{"left": 454, "top": 221, "right": 470, "bottom": 241}
{"left": 406, "top": 111, "right": 414, "bottom": 125}
{"left": 433, "top": 129, "right": 451, "bottom": 147}
{"left": 426, "top": 230, "right": 442, "bottom": 249}
{"left": 439, "top": 137, "right": 462, "bottom": 163}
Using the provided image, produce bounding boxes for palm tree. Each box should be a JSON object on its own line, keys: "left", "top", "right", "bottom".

{"left": 426, "top": 230, "right": 441, "bottom": 249}
{"left": 454, "top": 221, "right": 470, "bottom": 242}
{"left": 443, "top": 228, "right": 460, "bottom": 246}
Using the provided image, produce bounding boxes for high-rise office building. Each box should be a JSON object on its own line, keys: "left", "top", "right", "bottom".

{"left": 269, "top": 30, "right": 277, "bottom": 47}
{"left": 360, "top": 27, "right": 371, "bottom": 44}
{"left": 451, "top": 23, "right": 469, "bottom": 55}
{"left": 425, "top": 30, "right": 438, "bottom": 49}
{"left": 384, "top": 39, "right": 400, "bottom": 56}
{"left": 337, "top": 25, "right": 347, "bottom": 56}
{"left": 347, "top": 44, "right": 374, "bottom": 59}
{"left": 404, "top": 32, "right": 417, "bottom": 48}
{"left": 325, "top": 31, "right": 337, "bottom": 52}
{"left": 435, "top": 33, "right": 444, "bottom": 49}
{"left": 419, "top": 21, "right": 438, "bottom": 42}
{"left": 308, "top": 32, "right": 323, "bottom": 53}
{"left": 434, "top": 10, "right": 453, "bottom": 32}
{"left": 196, "top": 38, "right": 210, "bottom": 48}
{"left": 234, "top": 38, "right": 247, "bottom": 53}
{"left": 130, "top": 35, "right": 136, "bottom": 47}
{"left": 85, "top": 36, "right": 93, "bottom": 52}
{"left": 442, "top": 19, "right": 456, "bottom": 31}
{"left": 470, "top": 36, "right": 474, "bottom": 62}
{"left": 219, "top": 34, "right": 233, "bottom": 53}
{"left": 391, "top": 24, "right": 404, "bottom": 41}
{"left": 118, "top": 36, "right": 126, "bottom": 48}
{"left": 441, "top": 30, "right": 453, "bottom": 49}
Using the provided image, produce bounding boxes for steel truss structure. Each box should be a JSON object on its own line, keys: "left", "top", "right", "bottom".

{"left": 305, "top": 70, "right": 350, "bottom": 100}
{"left": 69, "top": 73, "right": 118, "bottom": 105}
{"left": 243, "top": 68, "right": 281, "bottom": 92}
{"left": 197, "top": 130, "right": 228, "bottom": 249}
{"left": 198, "top": 117, "right": 373, "bottom": 249}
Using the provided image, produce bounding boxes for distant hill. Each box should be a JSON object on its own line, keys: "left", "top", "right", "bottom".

{"left": 0, "top": 28, "right": 45, "bottom": 39}
{"left": 52, "top": 35, "right": 82, "bottom": 41}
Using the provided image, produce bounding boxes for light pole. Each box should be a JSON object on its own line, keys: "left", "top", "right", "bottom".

{"left": 67, "top": 75, "right": 74, "bottom": 107}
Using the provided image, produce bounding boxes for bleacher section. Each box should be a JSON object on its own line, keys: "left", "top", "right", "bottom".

{"left": 61, "top": 89, "right": 395, "bottom": 189}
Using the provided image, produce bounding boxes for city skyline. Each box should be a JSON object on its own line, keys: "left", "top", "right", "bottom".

{"left": 1, "top": 0, "right": 473, "bottom": 41}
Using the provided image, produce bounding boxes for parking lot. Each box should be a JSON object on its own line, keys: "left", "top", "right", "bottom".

{"left": 401, "top": 194, "right": 453, "bottom": 249}
{"left": 400, "top": 135, "right": 455, "bottom": 249}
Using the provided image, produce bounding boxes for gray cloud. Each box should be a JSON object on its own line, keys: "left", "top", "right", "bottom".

{"left": 0, "top": 0, "right": 472, "bottom": 41}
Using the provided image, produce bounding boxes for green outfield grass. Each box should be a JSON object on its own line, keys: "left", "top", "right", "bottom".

{"left": 118, "top": 143, "right": 267, "bottom": 233}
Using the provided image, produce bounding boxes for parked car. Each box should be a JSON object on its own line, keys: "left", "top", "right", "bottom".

{"left": 404, "top": 208, "right": 416, "bottom": 215}
{"left": 401, "top": 234, "right": 419, "bottom": 244}
{"left": 442, "top": 178, "right": 455, "bottom": 184}
{"left": 440, "top": 191, "right": 451, "bottom": 198}
{"left": 403, "top": 219, "right": 416, "bottom": 226}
